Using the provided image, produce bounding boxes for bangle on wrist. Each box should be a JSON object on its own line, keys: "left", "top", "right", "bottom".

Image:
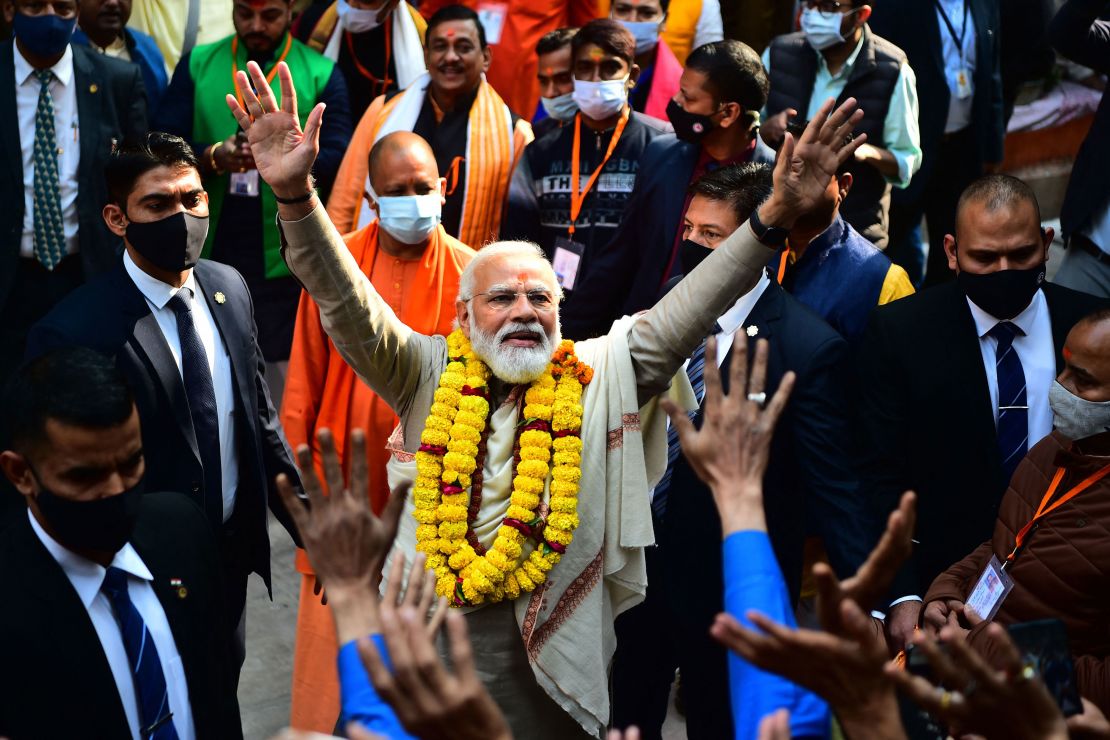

{"left": 207, "top": 143, "right": 224, "bottom": 175}
{"left": 273, "top": 189, "right": 316, "bottom": 205}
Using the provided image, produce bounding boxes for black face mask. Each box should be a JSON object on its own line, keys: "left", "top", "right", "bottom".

{"left": 957, "top": 264, "right": 1046, "bottom": 320}
{"left": 667, "top": 99, "right": 720, "bottom": 144}
{"left": 126, "top": 212, "right": 209, "bottom": 272}
{"left": 34, "top": 475, "right": 144, "bottom": 554}
{"left": 680, "top": 238, "right": 714, "bottom": 274}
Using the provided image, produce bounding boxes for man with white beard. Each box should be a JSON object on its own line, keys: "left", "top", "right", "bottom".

{"left": 227, "top": 59, "right": 866, "bottom": 738}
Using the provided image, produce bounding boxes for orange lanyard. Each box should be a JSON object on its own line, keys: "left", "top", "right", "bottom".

{"left": 568, "top": 108, "right": 630, "bottom": 237}
{"left": 775, "top": 246, "right": 792, "bottom": 283}
{"left": 1005, "top": 462, "right": 1110, "bottom": 567}
{"left": 232, "top": 33, "right": 293, "bottom": 115}
{"left": 345, "top": 24, "right": 393, "bottom": 97}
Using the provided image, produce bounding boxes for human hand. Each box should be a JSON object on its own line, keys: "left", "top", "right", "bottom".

{"left": 757, "top": 97, "right": 866, "bottom": 230}
{"left": 1067, "top": 698, "right": 1110, "bottom": 739}
{"left": 358, "top": 608, "right": 512, "bottom": 740}
{"left": 659, "top": 337, "right": 795, "bottom": 536}
{"left": 922, "top": 599, "right": 966, "bottom": 636}
{"left": 886, "top": 624, "right": 1068, "bottom": 740}
{"left": 760, "top": 107, "right": 797, "bottom": 147}
{"left": 226, "top": 60, "right": 324, "bottom": 199}
{"left": 606, "top": 728, "right": 642, "bottom": 740}
{"left": 885, "top": 599, "right": 923, "bottom": 656}
{"left": 275, "top": 428, "right": 406, "bottom": 641}
{"left": 380, "top": 552, "right": 449, "bottom": 639}
{"left": 757, "top": 709, "right": 791, "bottom": 740}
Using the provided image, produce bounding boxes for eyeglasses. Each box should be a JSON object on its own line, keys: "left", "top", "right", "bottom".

{"left": 804, "top": 0, "right": 853, "bottom": 12}
{"left": 471, "top": 289, "right": 558, "bottom": 311}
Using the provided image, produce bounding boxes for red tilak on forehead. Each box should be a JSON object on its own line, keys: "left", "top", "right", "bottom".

{"left": 544, "top": 66, "right": 554, "bottom": 75}
{"left": 445, "top": 28, "right": 456, "bottom": 37}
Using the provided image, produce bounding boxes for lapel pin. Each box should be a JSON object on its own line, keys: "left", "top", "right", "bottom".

{"left": 214, "top": 291, "right": 227, "bottom": 304}
{"left": 170, "top": 577, "right": 188, "bottom": 599}
{"left": 89, "top": 83, "right": 98, "bottom": 94}
{"left": 746, "top": 325, "right": 759, "bottom": 337}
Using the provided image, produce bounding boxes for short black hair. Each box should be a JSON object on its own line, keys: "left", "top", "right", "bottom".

{"left": 957, "top": 174, "right": 1042, "bottom": 225}
{"left": 536, "top": 27, "right": 577, "bottom": 56}
{"left": 3, "top": 347, "right": 135, "bottom": 456}
{"left": 425, "top": 4, "right": 487, "bottom": 49}
{"left": 572, "top": 18, "right": 635, "bottom": 66}
{"left": 689, "top": 162, "right": 774, "bottom": 225}
{"left": 685, "top": 40, "right": 769, "bottom": 113}
{"left": 105, "top": 131, "right": 199, "bottom": 208}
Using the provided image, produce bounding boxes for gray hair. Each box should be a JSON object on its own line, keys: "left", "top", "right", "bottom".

{"left": 456, "top": 241, "right": 563, "bottom": 303}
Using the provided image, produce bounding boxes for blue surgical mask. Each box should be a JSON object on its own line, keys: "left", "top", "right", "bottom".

{"left": 800, "top": 7, "right": 847, "bottom": 51}
{"left": 572, "top": 76, "right": 629, "bottom": 120}
{"left": 540, "top": 91, "right": 579, "bottom": 122}
{"left": 13, "top": 11, "right": 77, "bottom": 58}
{"left": 376, "top": 193, "right": 442, "bottom": 244}
{"left": 337, "top": 0, "right": 383, "bottom": 33}
{"left": 618, "top": 20, "right": 661, "bottom": 56}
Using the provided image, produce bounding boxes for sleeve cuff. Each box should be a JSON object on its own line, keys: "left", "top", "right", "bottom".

{"left": 889, "top": 594, "right": 923, "bottom": 607}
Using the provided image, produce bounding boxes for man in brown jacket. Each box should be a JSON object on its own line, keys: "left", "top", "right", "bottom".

{"left": 923, "top": 308, "right": 1110, "bottom": 714}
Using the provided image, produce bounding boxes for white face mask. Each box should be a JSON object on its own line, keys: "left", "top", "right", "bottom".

{"left": 800, "top": 7, "right": 847, "bottom": 51}
{"left": 375, "top": 193, "right": 441, "bottom": 244}
{"left": 540, "top": 91, "right": 579, "bottom": 122}
{"left": 1049, "top": 380, "right": 1110, "bottom": 442}
{"left": 572, "top": 76, "right": 630, "bottom": 120}
{"left": 618, "top": 20, "right": 661, "bottom": 56}
{"left": 337, "top": 0, "right": 383, "bottom": 33}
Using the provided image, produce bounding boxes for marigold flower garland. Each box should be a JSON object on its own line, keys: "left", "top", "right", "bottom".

{"left": 412, "top": 328, "right": 593, "bottom": 606}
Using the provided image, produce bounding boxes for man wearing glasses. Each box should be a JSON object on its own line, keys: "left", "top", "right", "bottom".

{"left": 760, "top": 0, "right": 921, "bottom": 251}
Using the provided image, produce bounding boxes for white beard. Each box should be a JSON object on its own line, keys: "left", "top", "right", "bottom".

{"left": 468, "top": 318, "right": 561, "bottom": 384}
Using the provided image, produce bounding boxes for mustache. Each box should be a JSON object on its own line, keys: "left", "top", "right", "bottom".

{"left": 495, "top": 321, "right": 547, "bottom": 343}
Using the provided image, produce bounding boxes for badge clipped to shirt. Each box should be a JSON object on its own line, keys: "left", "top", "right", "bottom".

{"left": 954, "top": 67, "right": 973, "bottom": 99}
{"left": 230, "top": 169, "right": 260, "bottom": 197}
{"left": 476, "top": 2, "right": 508, "bottom": 45}
{"left": 965, "top": 554, "right": 1015, "bottom": 623}
{"left": 552, "top": 236, "right": 585, "bottom": 291}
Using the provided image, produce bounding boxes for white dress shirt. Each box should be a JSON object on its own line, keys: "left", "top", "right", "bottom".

{"left": 124, "top": 253, "right": 239, "bottom": 521}
{"left": 14, "top": 40, "right": 80, "bottom": 259}
{"left": 28, "top": 510, "right": 195, "bottom": 740}
{"left": 935, "top": 0, "right": 977, "bottom": 133}
{"left": 966, "top": 289, "right": 1055, "bottom": 448}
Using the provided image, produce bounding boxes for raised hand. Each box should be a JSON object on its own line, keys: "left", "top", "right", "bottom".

{"left": 225, "top": 60, "right": 324, "bottom": 200}
{"left": 659, "top": 337, "right": 794, "bottom": 535}
{"left": 758, "top": 97, "right": 866, "bottom": 230}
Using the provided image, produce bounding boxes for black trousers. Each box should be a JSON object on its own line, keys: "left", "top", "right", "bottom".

{"left": 611, "top": 543, "right": 733, "bottom": 739}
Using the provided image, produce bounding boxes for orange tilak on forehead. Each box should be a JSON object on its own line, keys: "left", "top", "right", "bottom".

{"left": 544, "top": 66, "right": 554, "bottom": 75}
{"left": 589, "top": 47, "right": 604, "bottom": 60}
{"left": 445, "top": 28, "right": 456, "bottom": 37}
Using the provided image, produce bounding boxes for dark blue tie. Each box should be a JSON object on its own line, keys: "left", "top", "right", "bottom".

{"left": 653, "top": 326, "right": 720, "bottom": 519}
{"left": 168, "top": 288, "right": 223, "bottom": 526}
{"left": 989, "top": 321, "right": 1028, "bottom": 482}
{"left": 101, "top": 567, "right": 180, "bottom": 739}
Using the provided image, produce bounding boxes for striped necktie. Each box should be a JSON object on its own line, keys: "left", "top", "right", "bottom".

{"left": 31, "top": 69, "right": 66, "bottom": 270}
{"left": 989, "top": 321, "right": 1028, "bottom": 482}
{"left": 652, "top": 326, "right": 720, "bottom": 519}
{"left": 101, "top": 567, "right": 180, "bottom": 739}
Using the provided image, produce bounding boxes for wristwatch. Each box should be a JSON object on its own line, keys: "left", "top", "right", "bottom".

{"left": 748, "top": 208, "right": 789, "bottom": 248}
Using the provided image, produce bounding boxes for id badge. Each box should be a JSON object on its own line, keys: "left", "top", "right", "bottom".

{"left": 954, "top": 67, "right": 973, "bottom": 99}
{"left": 965, "top": 555, "right": 1015, "bottom": 622}
{"left": 476, "top": 2, "right": 508, "bottom": 45}
{"left": 230, "top": 169, "right": 260, "bottom": 197}
{"left": 552, "top": 236, "right": 585, "bottom": 291}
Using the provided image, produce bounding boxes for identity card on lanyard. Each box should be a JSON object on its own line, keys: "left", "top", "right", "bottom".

{"left": 935, "top": 0, "right": 973, "bottom": 99}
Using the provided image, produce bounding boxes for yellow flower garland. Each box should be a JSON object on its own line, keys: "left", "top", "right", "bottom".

{"left": 412, "top": 328, "right": 591, "bottom": 606}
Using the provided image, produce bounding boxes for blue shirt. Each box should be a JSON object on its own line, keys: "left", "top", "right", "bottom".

{"left": 338, "top": 635, "right": 416, "bottom": 739}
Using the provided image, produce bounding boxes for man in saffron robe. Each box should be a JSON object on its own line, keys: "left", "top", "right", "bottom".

{"left": 327, "top": 5, "right": 533, "bottom": 247}
{"left": 230, "top": 58, "right": 865, "bottom": 738}
{"left": 281, "top": 130, "right": 474, "bottom": 731}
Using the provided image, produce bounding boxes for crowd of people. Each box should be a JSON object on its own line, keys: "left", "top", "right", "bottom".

{"left": 0, "top": 0, "right": 1109, "bottom": 738}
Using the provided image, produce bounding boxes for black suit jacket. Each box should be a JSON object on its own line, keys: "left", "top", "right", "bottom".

{"left": 25, "top": 258, "right": 301, "bottom": 589}
{"left": 869, "top": 0, "right": 1004, "bottom": 199}
{"left": 0, "top": 42, "right": 147, "bottom": 312}
{"left": 855, "top": 281, "right": 1108, "bottom": 599}
{"left": 0, "top": 492, "right": 241, "bottom": 739}
{"left": 661, "top": 281, "right": 869, "bottom": 624}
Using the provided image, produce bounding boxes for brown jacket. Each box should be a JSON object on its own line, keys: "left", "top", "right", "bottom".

{"left": 925, "top": 431, "right": 1110, "bottom": 713}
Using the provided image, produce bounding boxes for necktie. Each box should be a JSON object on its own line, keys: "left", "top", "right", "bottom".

{"left": 101, "top": 567, "right": 180, "bottom": 740}
{"left": 652, "top": 325, "right": 720, "bottom": 519}
{"left": 32, "top": 69, "right": 66, "bottom": 270}
{"left": 168, "top": 288, "right": 224, "bottom": 526}
{"left": 989, "top": 321, "right": 1028, "bottom": 482}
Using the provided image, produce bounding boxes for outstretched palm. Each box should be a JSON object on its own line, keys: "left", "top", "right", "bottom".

{"left": 225, "top": 61, "right": 324, "bottom": 197}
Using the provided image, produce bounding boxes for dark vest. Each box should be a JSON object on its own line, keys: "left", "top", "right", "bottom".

{"left": 767, "top": 26, "right": 905, "bottom": 249}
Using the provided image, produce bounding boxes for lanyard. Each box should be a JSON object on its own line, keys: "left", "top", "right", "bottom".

{"left": 934, "top": 0, "right": 970, "bottom": 62}
{"left": 568, "top": 107, "right": 630, "bottom": 237}
{"left": 232, "top": 33, "right": 293, "bottom": 115}
{"left": 345, "top": 23, "right": 393, "bottom": 98}
{"left": 1004, "top": 462, "right": 1110, "bottom": 569}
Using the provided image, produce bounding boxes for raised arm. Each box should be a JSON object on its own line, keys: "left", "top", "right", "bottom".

{"left": 628, "top": 98, "right": 866, "bottom": 404}
{"left": 227, "top": 61, "right": 432, "bottom": 413}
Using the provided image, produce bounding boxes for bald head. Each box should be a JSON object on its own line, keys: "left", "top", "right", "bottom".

{"left": 368, "top": 131, "right": 443, "bottom": 198}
